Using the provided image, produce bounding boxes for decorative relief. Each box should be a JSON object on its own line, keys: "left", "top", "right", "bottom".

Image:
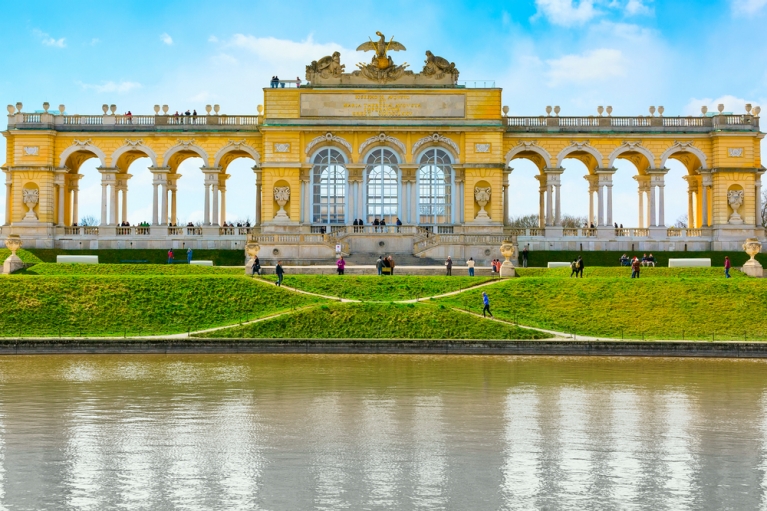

{"left": 620, "top": 140, "right": 643, "bottom": 149}
{"left": 474, "top": 186, "right": 491, "bottom": 222}
{"left": 305, "top": 132, "right": 353, "bottom": 154}
{"left": 273, "top": 186, "right": 291, "bottom": 222}
{"left": 569, "top": 140, "right": 591, "bottom": 150}
{"left": 412, "top": 133, "right": 460, "bottom": 155}
{"left": 124, "top": 139, "right": 144, "bottom": 148}
{"left": 422, "top": 51, "right": 459, "bottom": 81}
{"left": 671, "top": 140, "right": 695, "bottom": 149}
{"left": 274, "top": 143, "right": 291, "bottom": 153}
{"left": 175, "top": 139, "right": 197, "bottom": 150}
{"left": 728, "top": 148, "right": 744, "bottom": 157}
{"left": 359, "top": 133, "right": 406, "bottom": 154}
{"left": 73, "top": 139, "right": 93, "bottom": 147}
{"left": 515, "top": 140, "right": 538, "bottom": 149}
{"left": 23, "top": 146, "right": 39, "bottom": 156}
{"left": 22, "top": 188, "right": 39, "bottom": 221}
{"left": 475, "top": 143, "right": 491, "bottom": 153}
{"left": 305, "top": 51, "right": 345, "bottom": 81}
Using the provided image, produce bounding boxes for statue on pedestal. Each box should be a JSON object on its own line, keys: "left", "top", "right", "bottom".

{"left": 3, "top": 235, "right": 24, "bottom": 274}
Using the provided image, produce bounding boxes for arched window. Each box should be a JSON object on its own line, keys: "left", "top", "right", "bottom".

{"left": 312, "top": 148, "right": 347, "bottom": 224}
{"left": 366, "top": 148, "right": 399, "bottom": 223}
{"left": 418, "top": 148, "right": 453, "bottom": 224}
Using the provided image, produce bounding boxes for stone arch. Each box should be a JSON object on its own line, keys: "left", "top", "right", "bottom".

{"left": 305, "top": 133, "right": 353, "bottom": 162}
{"left": 556, "top": 143, "right": 603, "bottom": 172}
{"left": 660, "top": 143, "right": 708, "bottom": 172}
{"left": 411, "top": 133, "right": 460, "bottom": 163}
{"left": 359, "top": 133, "right": 406, "bottom": 162}
{"left": 505, "top": 144, "right": 552, "bottom": 171}
{"left": 162, "top": 141, "right": 210, "bottom": 168}
{"left": 59, "top": 142, "right": 107, "bottom": 169}
{"left": 213, "top": 141, "right": 261, "bottom": 169}
{"left": 608, "top": 143, "right": 657, "bottom": 172}
{"left": 111, "top": 142, "right": 158, "bottom": 169}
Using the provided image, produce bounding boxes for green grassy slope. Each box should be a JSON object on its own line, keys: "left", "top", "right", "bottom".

{"left": 0, "top": 249, "right": 43, "bottom": 264}
{"left": 26, "top": 249, "right": 247, "bottom": 266}
{"left": 21, "top": 263, "right": 243, "bottom": 276}
{"left": 515, "top": 267, "right": 747, "bottom": 278}
{"left": 258, "top": 274, "right": 495, "bottom": 300}
{"left": 524, "top": 250, "right": 767, "bottom": 267}
{"left": 0, "top": 276, "right": 322, "bottom": 337}
{"left": 437, "top": 277, "right": 767, "bottom": 340}
{"left": 196, "top": 302, "right": 550, "bottom": 340}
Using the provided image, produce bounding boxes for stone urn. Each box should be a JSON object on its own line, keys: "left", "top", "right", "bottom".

{"left": 499, "top": 240, "right": 516, "bottom": 278}
{"left": 273, "top": 186, "right": 290, "bottom": 222}
{"left": 244, "top": 241, "right": 260, "bottom": 275}
{"left": 474, "top": 186, "right": 491, "bottom": 223}
{"left": 3, "top": 235, "right": 24, "bottom": 274}
{"left": 22, "top": 188, "right": 39, "bottom": 221}
{"left": 728, "top": 189, "right": 744, "bottom": 224}
{"left": 742, "top": 238, "right": 763, "bottom": 277}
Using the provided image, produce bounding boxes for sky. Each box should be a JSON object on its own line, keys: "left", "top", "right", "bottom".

{"left": 2, "top": 0, "right": 767, "bottom": 226}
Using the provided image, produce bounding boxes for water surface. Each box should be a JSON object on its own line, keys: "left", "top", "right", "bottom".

{"left": 0, "top": 355, "right": 765, "bottom": 510}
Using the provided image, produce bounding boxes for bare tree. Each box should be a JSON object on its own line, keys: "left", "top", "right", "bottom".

{"left": 560, "top": 214, "right": 588, "bottom": 228}
{"left": 762, "top": 190, "right": 767, "bottom": 227}
{"left": 80, "top": 215, "right": 98, "bottom": 226}
{"left": 508, "top": 214, "right": 539, "bottom": 228}
{"left": 675, "top": 214, "right": 688, "bottom": 228}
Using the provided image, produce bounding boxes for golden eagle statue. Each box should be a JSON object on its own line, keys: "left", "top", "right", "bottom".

{"left": 356, "top": 31, "right": 406, "bottom": 70}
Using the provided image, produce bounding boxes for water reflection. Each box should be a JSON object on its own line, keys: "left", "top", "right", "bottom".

{"left": 0, "top": 355, "right": 764, "bottom": 510}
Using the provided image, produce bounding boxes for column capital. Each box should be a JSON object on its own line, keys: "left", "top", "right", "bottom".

{"left": 543, "top": 167, "right": 564, "bottom": 175}
{"left": 201, "top": 166, "right": 223, "bottom": 174}
{"left": 595, "top": 167, "right": 617, "bottom": 174}
{"left": 97, "top": 166, "right": 119, "bottom": 175}
{"left": 647, "top": 167, "right": 670, "bottom": 175}
{"left": 252, "top": 165, "right": 262, "bottom": 174}
{"left": 148, "top": 166, "right": 171, "bottom": 174}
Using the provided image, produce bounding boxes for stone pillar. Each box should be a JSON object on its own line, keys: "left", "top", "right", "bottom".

{"left": 219, "top": 174, "right": 229, "bottom": 225}
{"left": 72, "top": 182, "right": 79, "bottom": 227}
{"left": 606, "top": 184, "right": 613, "bottom": 226}
{"left": 152, "top": 183, "right": 159, "bottom": 225}
{"left": 121, "top": 189, "right": 128, "bottom": 224}
{"left": 203, "top": 183, "right": 211, "bottom": 225}
{"left": 634, "top": 175, "right": 650, "bottom": 228}
{"left": 110, "top": 183, "right": 118, "bottom": 226}
{"left": 57, "top": 184, "right": 65, "bottom": 226}
{"left": 171, "top": 188, "right": 177, "bottom": 225}
{"left": 149, "top": 167, "right": 169, "bottom": 226}
{"left": 503, "top": 168, "right": 512, "bottom": 226}
{"left": 649, "top": 184, "right": 656, "bottom": 227}
{"left": 702, "top": 184, "right": 709, "bottom": 227}
{"left": 686, "top": 186, "right": 694, "bottom": 228}
{"left": 756, "top": 173, "right": 763, "bottom": 227}
{"left": 597, "top": 184, "right": 604, "bottom": 227}
{"left": 253, "top": 167, "right": 262, "bottom": 225}
{"left": 100, "top": 184, "right": 108, "bottom": 225}
{"left": 534, "top": 174, "right": 546, "bottom": 229}
{"left": 554, "top": 184, "right": 561, "bottom": 226}
{"left": 4, "top": 182, "right": 11, "bottom": 226}
{"left": 161, "top": 183, "right": 169, "bottom": 225}
{"left": 545, "top": 184, "right": 553, "bottom": 226}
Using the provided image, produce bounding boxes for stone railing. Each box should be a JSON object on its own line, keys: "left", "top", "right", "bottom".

{"left": 186, "top": 227, "right": 202, "bottom": 236}
{"left": 168, "top": 227, "right": 184, "bottom": 235}
{"left": 667, "top": 227, "right": 703, "bottom": 237}
{"left": 413, "top": 233, "right": 506, "bottom": 255}
{"left": 7, "top": 112, "right": 263, "bottom": 131}
{"left": 505, "top": 114, "right": 759, "bottom": 133}
{"left": 253, "top": 233, "right": 349, "bottom": 254}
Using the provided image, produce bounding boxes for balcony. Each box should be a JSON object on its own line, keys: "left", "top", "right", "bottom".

{"left": 7, "top": 112, "right": 262, "bottom": 132}
{"left": 505, "top": 114, "right": 759, "bottom": 133}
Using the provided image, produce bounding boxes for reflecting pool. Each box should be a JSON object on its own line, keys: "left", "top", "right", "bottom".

{"left": 0, "top": 355, "right": 765, "bottom": 510}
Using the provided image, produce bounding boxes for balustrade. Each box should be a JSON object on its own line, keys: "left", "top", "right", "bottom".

{"left": 186, "top": 227, "right": 202, "bottom": 236}
{"left": 168, "top": 227, "right": 184, "bottom": 235}
{"left": 219, "top": 227, "right": 235, "bottom": 236}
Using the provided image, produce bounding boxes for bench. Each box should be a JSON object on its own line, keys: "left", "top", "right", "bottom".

{"left": 547, "top": 262, "right": 571, "bottom": 268}
{"left": 668, "top": 258, "right": 711, "bottom": 267}
{"left": 57, "top": 255, "right": 98, "bottom": 264}
{"left": 190, "top": 260, "right": 214, "bottom": 266}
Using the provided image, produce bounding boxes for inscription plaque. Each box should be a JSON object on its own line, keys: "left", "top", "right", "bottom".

{"left": 301, "top": 93, "right": 465, "bottom": 118}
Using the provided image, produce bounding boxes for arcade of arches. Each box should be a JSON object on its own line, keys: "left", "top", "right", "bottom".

{"left": 2, "top": 59, "right": 764, "bottom": 261}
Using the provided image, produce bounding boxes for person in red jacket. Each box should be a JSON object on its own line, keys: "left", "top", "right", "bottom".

{"left": 724, "top": 256, "right": 731, "bottom": 278}
{"left": 336, "top": 256, "right": 345, "bottom": 276}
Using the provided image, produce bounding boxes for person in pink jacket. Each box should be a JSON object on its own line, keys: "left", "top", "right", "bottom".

{"left": 724, "top": 256, "right": 731, "bottom": 278}
{"left": 336, "top": 256, "right": 346, "bottom": 276}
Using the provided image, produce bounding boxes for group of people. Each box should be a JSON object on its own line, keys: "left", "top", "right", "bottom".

{"left": 620, "top": 253, "right": 656, "bottom": 267}
{"left": 167, "top": 247, "right": 193, "bottom": 264}
{"left": 269, "top": 76, "right": 302, "bottom": 88}
{"left": 170, "top": 110, "right": 199, "bottom": 124}
{"left": 569, "top": 256, "right": 585, "bottom": 277}
{"left": 376, "top": 255, "right": 397, "bottom": 275}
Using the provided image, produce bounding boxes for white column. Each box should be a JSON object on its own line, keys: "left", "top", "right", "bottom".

{"left": 58, "top": 185, "right": 65, "bottom": 226}
{"left": 220, "top": 187, "right": 227, "bottom": 225}
{"left": 638, "top": 189, "right": 645, "bottom": 228}
{"left": 588, "top": 190, "right": 594, "bottom": 227}
{"left": 254, "top": 170, "right": 262, "bottom": 226}
{"left": 606, "top": 183, "right": 613, "bottom": 226}
{"left": 538, "top": 185, "right": 545, "bottom": 228}
{"left": 410, "top": 181, "right": 417, "bottom": 225}
{"left": 211, "top": 184, "right": 219, "bottom": 226}
{"left": 161, "top": 184, "right": 168, "bottom": 225}
{"left": 100, "top": 184, "right": 108, "bottom": 225}
{"left": 121, "top": 189, "right": 128, "bottom": 224}
{"left": 203, "top": 184, "right": 211, "bottom": 225}
{"left": 554, "top": 184, "right": 561, "bottom": 226}
{"left": 171, "top": 186, "right": 177, "bottom": 225}
{"left": 546, "top": 185, "right": 553, "bottom": 226}
{"left": 4, "top": 183, "right": 11, "bottom": 225}
{"left": 111, "top": 184, "right": 118, "bottom": 226}
{"left": 597, "top": 184, "right": 604, "bottom": 226}
{"left": 649, "top": 184, "right": 656, "bottom": 227}
{"left": 658, "top": 183, "right": 665, "bottom": 226}
{"left": 756, "top": 178, "right": 762, "bottom": 226}
{"left": 152, "top": 183, "right": 159, "bottom": 225}
{"left": 702, "top": 185, "right": 709, "bottom": 227}
{"left": 72, "top": 186, "right": 79, "bottom": 226}
{"left": 687, "top": 190, "right": 694, "bottom": 228}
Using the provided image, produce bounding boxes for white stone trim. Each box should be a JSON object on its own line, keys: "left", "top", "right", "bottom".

{"left": 659, "top": 141, "right": 708, "bottom": 170}
{"left": 58, "top": 140, "right": 107, "bottom": 168}
{"left": 306, "top": 132, "right": 352, "bottom": 156}
{"left": 504, "top": 141, "right": 552, "bottom": 168}
{"left": 111, "top": 139, "right": 158, "bottom": 167}
{"left": 213, "top": 139, "right": 261, "bottom": 168}
{"left": 608, "top": 141, "right": 657, "bottom": 169}
{"left": 358, "top": 133, "right": 406, "bottom": 156}
{"left": 556, "top": 141, "right": 603, "bottom": 167}
{"left": 162, "top": 139, "right": 210, "bottom": 166}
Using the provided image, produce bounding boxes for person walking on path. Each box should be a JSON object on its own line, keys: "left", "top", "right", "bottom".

{"left": 186, "top": 247, "right": 193, "bottom": 264}
{"left": 251, "top": 256, "right": 261, "bottom": 277}
{"left": 631, "top": 257, "right": 641, "bottom": 278}
{"left": 725, "top": 256, "right": 731, "bottom": 278}
{"left": 275, "top": 261, "right": 284, "bottom": 286}
{"left": 576, "top": 256, "right": 584, "bottom": 278}
{"left": 167, "top": 249, "right": 174, "bottom": 264}
{"left": 482, "top": 292, "right": 493, "bottom": 318}
{"left": 467, "top": 257, "right": 475, "bottom": 276}
{"left": 445, "top": 256, "right": 453, "bottom": 276}
{"left": 522, "top": 246, "right": 529, "bottom": 268}
{"left": 570, "top": 259, "right": 578, "bottom": 278}
{"left": 336, "top": 256, "right": 346, "bottom": 275}
{"left": 376, "top": 256, "right": 384, "bottom": 276}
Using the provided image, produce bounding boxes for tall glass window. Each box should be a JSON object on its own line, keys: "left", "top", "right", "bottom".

{"left": 366, "top": 148, "right": 399, "bottom": 223}
{"left": 312, "top": 148, "right": 346, "bottom": 224}
{"left": 418, "top": 148, "right": 453, "bottom": 224}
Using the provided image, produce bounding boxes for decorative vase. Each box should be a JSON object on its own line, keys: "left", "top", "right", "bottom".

{"left": 4, "top": 235, "right": 22, "bottom": 256}
{"left": 3, "top": 235, "right": 23, "bottom": 274}
{"left": 500, "top": 241, "right": 514, "bottom": 263}
{"left": 742, "top": 238, "right": 764, "bottom": 277}
{"left": 743, "top": 238, "right": 762, "bottom": 261}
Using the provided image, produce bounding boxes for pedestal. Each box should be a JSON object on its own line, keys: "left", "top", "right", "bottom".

{"left": 500, "top": 260, "right": 516, "bottom": 278}
{"left": 2, "top": 254, "right": 23, "bottom": 274}
{"left": 742, "top": 259, "right": 764, "bottom": 278}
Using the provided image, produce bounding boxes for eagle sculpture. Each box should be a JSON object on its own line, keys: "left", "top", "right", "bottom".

{"left": 356, "top": 31, "right": 406, "bottom": 70}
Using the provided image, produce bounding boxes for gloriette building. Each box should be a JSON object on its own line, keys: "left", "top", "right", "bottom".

{"left": 2, "top": 33, "right": 764, "bottom": 262}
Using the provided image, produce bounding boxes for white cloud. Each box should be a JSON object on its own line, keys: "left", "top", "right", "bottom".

{"left": 625, "top": 0, "right": 652, "bottom": 15}
{"left": 33, "top": 29, "right": 66, "bottom": 48}
{"left": 533, "top": 0, "right": 601, "bottom": 26}
{"left": 227, "top": 33, "right": 349, "bottom": 64}
{"left": 546, "top": 48, "right": 625, "bottom": 86}
{"left": 90, "top": 38, "right": 100, "bottom": 46}
{"left": 78, "top": 81, "right": 143, "bottom": 93}
{"left": 208, "top": 35, "right": 218, "bottom": 43}
{"left": 732, "top": 0, "right": 767, "bottom": 15}
{"left": 161, "top": 33, "right": 173, "bottom": 45}
{"left": 682, "top": 95, "right": 762, "bottom": 116}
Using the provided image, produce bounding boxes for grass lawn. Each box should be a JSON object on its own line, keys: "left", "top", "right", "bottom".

{"left": 0, "top": 276, "right": 323, "bottom": 337}
{"left": 437, "top": 277, "right": 767, "bottom": 340}
{"left": 257, "top": 274, "right": 495, "bottom": 300}
{"left": 26, "top": 248, "right": 247, "bottom": 266}
{"left": 515, "top": 266, "right": 747, "bottom": 279}
{"left": 524, "top": 250, "right": 767, "bottom": 268}
{"left": 196, "top": 302, "right": 550, "bottom": 340}
{"left": 0, "top": 249, "right": 43, "bottom": 264}
{"left": 21, "top": 263, "right": 243, "bottom": 276}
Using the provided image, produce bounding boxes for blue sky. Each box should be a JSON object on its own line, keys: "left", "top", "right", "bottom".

{"left": 3, "top": 0, "right": 767, "bottom": 226}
